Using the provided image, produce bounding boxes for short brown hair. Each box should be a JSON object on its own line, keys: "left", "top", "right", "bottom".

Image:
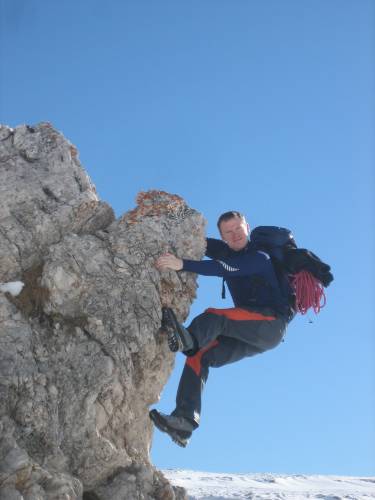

{"left": 217, "top": 211, "right": 245, "bottom": 231}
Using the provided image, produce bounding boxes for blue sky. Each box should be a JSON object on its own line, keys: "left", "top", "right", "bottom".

{"left": 1, "top": 0, "right": 374, "bottom": 476}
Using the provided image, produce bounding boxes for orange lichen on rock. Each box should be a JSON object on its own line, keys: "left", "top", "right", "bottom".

{"left": 125, "top": 190, "right": 189, "bottom": 224}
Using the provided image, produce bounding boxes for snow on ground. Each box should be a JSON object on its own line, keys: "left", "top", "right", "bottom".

{"left": 163, "top": 469, "right": 375, "bottom": 500}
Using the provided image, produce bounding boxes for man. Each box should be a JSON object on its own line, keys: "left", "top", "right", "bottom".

{"left": 150, "top": 211, "right": 295, "bottom": 447}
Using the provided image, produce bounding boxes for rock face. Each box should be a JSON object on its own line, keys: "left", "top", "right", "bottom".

{"left": 0, "top": 123, "right": 206, "bottom": 499}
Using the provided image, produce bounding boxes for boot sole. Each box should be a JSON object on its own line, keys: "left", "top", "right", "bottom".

{"left": 161, "top": 308, "right": 184, "bottom": 352}
{"left": 149, "top": 410, "right": 190, "bottom": 448}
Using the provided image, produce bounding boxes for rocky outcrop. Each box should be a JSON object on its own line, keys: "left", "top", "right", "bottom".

{"left": 0, "top": 123, "right": 206, "bottom": 499}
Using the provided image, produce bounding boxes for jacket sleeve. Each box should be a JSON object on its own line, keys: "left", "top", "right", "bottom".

{"left": 182, "top": 251, "right": 270, "bottom": 278}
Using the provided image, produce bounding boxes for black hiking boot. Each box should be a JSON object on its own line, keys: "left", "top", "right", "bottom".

{"left": 149, "top": 409, "right": 194, "bottom": 448}
{"left": 161, "top": 307, "right": 195, "bottom": 353}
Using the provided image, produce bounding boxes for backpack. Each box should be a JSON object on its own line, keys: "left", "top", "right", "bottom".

{"left": 250, "top": 226, "right": 333, "bottom": 315}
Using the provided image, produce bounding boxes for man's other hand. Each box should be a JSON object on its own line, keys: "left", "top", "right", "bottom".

{"left": 155, "top": 253, "right": 183, "bottom": 271}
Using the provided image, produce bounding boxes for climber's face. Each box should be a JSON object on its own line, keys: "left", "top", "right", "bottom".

{"left": 219, "top": 215, "right": 250, "bottom": 251}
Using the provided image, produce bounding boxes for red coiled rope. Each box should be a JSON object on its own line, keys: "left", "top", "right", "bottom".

{"left": 291, "top": 270, "right": 326, "bottom": 315}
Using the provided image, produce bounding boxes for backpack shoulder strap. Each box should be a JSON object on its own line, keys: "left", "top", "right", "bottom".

{"left": 250, "top": 226, "right": 297, "bottom": 258}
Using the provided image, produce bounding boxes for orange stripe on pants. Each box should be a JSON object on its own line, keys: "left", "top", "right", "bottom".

{"left": 186, "top": 340, "right": 219, "bottom": 377}
{"left": 205, "top": 307, "right": 276, "bottom": 321}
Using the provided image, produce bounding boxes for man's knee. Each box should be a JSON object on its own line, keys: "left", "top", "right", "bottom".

{"left": 187, "top": 310, "right": 226, "bottom": 349}
{"left": 185, "top": 339, "right": 219, "bottom": 376}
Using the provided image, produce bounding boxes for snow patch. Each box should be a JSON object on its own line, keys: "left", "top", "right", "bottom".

{"left": 0, "top": 281, "right": 24, "bottom": 297}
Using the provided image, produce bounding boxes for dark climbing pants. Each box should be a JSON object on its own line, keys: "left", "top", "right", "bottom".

{"left": 171, "top": 307, "right": 287, "bottom": 427}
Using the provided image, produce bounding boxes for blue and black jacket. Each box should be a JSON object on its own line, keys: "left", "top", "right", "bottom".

{"left": 182, "top": 238, "right": 294, "bottom": 321}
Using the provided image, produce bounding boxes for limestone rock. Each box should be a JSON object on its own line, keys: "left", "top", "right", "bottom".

{"left": 0, "top": 123, "right": 206, "bottom": 499}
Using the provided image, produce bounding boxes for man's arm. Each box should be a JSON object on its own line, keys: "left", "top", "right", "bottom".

{"left": 156, "top": 252, "right": 270, "bottom": 278}
{"left": 155, "top": 237, "right": 233, "bottom": 271}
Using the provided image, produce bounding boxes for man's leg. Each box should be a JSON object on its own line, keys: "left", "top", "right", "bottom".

{"left": 172, "top": 308, "right": 286, "bottom": 426}
{"left": 151, "top": 307, "right": 286, "bottom": 445}
{"left": 150, "top": 336, "right": 253, "bottom": 447}
{"left": 172, "top": 335, "right": 259, "bottom": 426}
{"left": 188, "top": 307, "right": 286, "bottom": 352}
